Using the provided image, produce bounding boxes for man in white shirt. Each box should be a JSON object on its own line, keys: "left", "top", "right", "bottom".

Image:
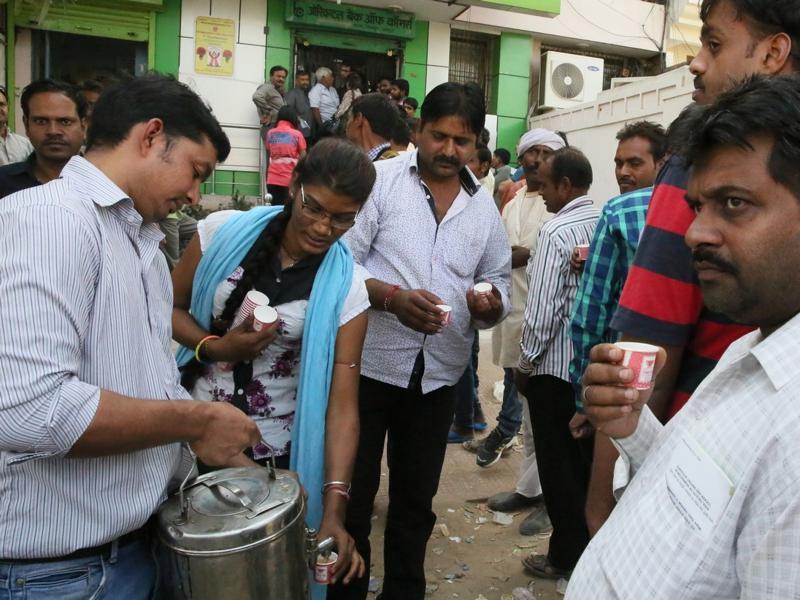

{"left": 0, "top": 87, "right": 32, "bottom": 166}
{"left": 308, "top": 67, "right": 340, "bottom": 137}
{"left": 570, "top": 74, "right": 800, "bottom": 599}
{"left": 332, "top": 82, "right": 511, "bottom": 600}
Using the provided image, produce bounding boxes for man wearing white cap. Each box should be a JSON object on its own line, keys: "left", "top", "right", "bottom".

{"left": 482, "top": 129, "right": 566, "bottom": 538}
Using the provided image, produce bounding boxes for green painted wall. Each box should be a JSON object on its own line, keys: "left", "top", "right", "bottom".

{"left": 153, "top": 0, "right": 181, "bottom": 75}
{"left": 401, "top": 20, "right": 428, "bottom": 103}
{"left": 267, "top": 0, "right": 293, "bottom": 78}
{"left": 496, "top": 32, "right": 532, "bottom": 161}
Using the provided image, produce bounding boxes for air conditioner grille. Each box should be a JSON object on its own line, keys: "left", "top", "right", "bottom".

{"left": 551, "top": 62, "right": 584, "bottom": 99}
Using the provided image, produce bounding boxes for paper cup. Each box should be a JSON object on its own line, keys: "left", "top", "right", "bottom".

{"left": 615, "top": 342, "right": 659, "bottom": 390}
{"left": 231, "top": 290, "right": 270, "bottom": 328}
{"left": 253, "top": 305, "right": 278, "bottom": 332}
{"left": 473, "top": 281, "right": 492, "bottom": 295}
{"left": 314, "top": 552, "right": 338, "bottom": 585}
{"left": 576, "top": 244, "right": 590, "bottom": 261}
{"left": 436, "top": 304, "right": 452, "bottom": 327}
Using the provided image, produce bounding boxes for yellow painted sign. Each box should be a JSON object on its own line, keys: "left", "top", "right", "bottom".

{"left": 195, "top": 17, "right": 235, "bottom": 76}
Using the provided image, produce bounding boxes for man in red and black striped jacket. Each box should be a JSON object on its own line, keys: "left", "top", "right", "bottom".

{"left": 582, "top": 0, "right": 800, "bottom": 537}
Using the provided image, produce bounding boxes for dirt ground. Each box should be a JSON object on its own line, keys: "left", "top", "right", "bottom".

{"left": 367, "top": 331, "right": 564, "bottom": 600}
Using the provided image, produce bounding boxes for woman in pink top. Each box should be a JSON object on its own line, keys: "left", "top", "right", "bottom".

{"left": 266, "top": 106, "right": 306, "bottom": 205}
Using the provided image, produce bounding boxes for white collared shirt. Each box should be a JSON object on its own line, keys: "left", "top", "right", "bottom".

{"left": 308, "top": 83, "right": 340, "bottom": 122}
{"left": 344, "top": 150, "right": 511, "bottom": 393}
{"left": 567, "top": 312, "right": 800, "bottom": 599}
{"left": 0, "top": 130, "right": 33, "bottom": 166}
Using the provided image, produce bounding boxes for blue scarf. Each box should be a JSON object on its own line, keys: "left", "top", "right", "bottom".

{"left": 176, "top": 207, "right": 353, "bottom": 598}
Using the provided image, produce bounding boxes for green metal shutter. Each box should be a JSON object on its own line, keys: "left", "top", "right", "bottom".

{"left": 13, "top": 1, "right": 154, "bottom": 41}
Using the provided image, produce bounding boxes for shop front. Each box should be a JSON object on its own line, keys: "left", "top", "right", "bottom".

{"left": 6, "top": 0, "right": 180, "bottom": 127}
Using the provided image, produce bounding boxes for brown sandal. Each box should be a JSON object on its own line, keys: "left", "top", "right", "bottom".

{"left": 521, "top": 553, "right": 572, "bottom": 580}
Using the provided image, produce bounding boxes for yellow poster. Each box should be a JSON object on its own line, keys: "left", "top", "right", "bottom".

{"left": 195, "top": 17, "right": 235, "bottom": 77}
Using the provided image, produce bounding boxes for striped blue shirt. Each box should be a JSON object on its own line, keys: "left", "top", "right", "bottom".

{"left": 519, "top": 196, "right": 600, "bottom": 381}
{"left": 569, "top": 187, "right": 651, "bottom": 408}
{"left": 0, "top": 156, "right": 190, "bottom": 558}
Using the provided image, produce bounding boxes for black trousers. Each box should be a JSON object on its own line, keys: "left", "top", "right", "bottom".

{"left": 522, "top": 374, "right": 592, "bottom": 570}
{"left": 327, "top": 376, "right": 456, "bottom": 600}
{"left": 266, "top": 183, "right": 289, "bottom": 205}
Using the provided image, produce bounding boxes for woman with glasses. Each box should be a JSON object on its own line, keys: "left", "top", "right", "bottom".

{"left": 171, "top": 138, "right": 375, "bottom": 588}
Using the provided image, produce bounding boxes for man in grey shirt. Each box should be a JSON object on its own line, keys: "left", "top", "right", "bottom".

{"left": 252, "top": 65, "right": 288, "bottom": 131}
{"left": 284, "top": 69, "right": 314, "bottom": 142}
{"left": 0, "top": 74, "right": 261, "bottom": 598}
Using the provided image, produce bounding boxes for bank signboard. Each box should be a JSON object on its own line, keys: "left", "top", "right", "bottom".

{"left": 286, "top": 0, "right": 416, "bottom": 40}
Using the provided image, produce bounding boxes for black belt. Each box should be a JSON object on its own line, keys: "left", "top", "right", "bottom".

{"left": 2, "top": 523, "right": 152, "bottom": 565}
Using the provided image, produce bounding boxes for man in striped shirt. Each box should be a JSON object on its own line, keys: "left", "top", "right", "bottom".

{"left": 515, "top": 147, "right": 599, "bottom": 579}
{"left": 0, "top": 75, "right": 260, "bottom": 598}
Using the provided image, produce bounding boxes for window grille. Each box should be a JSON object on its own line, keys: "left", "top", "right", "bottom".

{"left": 449, "top": 30, "right": 499, "bottom": 111}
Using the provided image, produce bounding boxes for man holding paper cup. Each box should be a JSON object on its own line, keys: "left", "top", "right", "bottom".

{"left": 568, "top": 75, "right": 800, "bottom": 599}
{"left": 335, "top": 82, "right": 511, "bottom": 600}
{"left": 0, "top": 75, "right": 259, "bottom": 598}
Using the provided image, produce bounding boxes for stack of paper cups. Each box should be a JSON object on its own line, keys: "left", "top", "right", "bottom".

{"left": 253, "top": 305, "right": 279, "bottom": 332}
{"left": 232, "top": 290, "right": 269, "bottom": 329}
{"left": 436, "top": 304, "right": 452, "bottom": 326}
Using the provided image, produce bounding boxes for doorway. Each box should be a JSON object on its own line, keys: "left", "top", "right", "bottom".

{"left": 295, "top": 44, "right": 398, "bottom": 92}
{"left": 32, "top": 30, "right": 147, "bottom": 84}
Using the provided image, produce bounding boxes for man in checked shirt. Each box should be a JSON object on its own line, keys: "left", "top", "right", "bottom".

{"left": 570, "top": 72, "right": 800, "bottom": 600}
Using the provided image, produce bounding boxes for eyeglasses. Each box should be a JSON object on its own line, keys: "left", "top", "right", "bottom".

{"left": 299, "top": 184, "right": 357, "bottom": 231}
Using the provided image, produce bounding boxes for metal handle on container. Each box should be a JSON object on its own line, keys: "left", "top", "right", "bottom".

{"left": 206, "top": 481, "right": 258, "bottom": 511}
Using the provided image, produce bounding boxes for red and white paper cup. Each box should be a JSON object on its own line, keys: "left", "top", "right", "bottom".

{"left": 231, "top": 290, "right": 269, "bottom": 329}
{"left": 436, "top": 304, "right": 452, "bottom": 327}
{"left": 253, "top": 305, "right": 278, "bottom": 332}
{"left": 473, "top": 281, "right": 493, "bottom": 296}
{"left": 615, "top": 342, "right": 659, "bottom": 390}
{"left": 576, "top": 244, "right": 590, "bottom": 261}
{"left": 314, "top": 552, "right": 338, "bottom": 585}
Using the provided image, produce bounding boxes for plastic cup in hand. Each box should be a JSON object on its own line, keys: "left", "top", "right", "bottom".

{"left": 576, "top": 244, "right": 590, "bottom": 261}
{"left": 436, "top": 304, "right": 452, "bottom": 327}
{"left": 253, "top": 305, "right": 278, "bottom": 332}
{"left": 615, "top": 342, "right": 659, "bottom": 390}
{"left": 314, "top": 551, "right": 338, "bottom": 584}
{"left": 232, "top": 290, "right": 269, "bottom": 329}
{"left": 473, "top": 282, "right": 493, "bottom": 296}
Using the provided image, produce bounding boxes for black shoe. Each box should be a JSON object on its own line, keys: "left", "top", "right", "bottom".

{"left": 487, "top": 491, "right": 543, "bottom": 512}
{"left": 476, "top": 427, "right": 515, "bottom": 468}
{"left": 518, "top": 506, "right": 552, "bottom": 536}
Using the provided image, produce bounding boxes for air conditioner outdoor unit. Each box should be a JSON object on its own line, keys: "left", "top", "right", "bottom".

{"left": 540, "top": 51, "right": 605, "bottom": 109}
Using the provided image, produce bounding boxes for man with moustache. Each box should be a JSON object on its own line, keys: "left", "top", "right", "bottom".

{"left": 0, "top": 80, "right": 86, "bottom": 198}
{"left": 331, "top": 82, "right": 511, "bottom": 600}
{"left": 582, "top": 0, "right": 799, "bottom": 534}
{"left": 569, "top": 72, "right": 800, "bottom": 600}
{"left": 252, "top": 65, "right": 288, "bottom": 131}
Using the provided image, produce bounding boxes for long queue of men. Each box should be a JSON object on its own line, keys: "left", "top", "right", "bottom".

{"left": 1, "top": 1, "right": 800, "bottom": 599}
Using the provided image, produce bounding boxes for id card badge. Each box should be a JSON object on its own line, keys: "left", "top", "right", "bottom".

{"left": 665, "top": 433, "right": 735, "bottom": 539}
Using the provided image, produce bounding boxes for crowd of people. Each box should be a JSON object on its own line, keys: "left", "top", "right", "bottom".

{"left": 1, "top": 1, "right": 800, "bottom": 599}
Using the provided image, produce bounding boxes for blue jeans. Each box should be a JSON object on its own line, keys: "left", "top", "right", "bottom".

{"left": 453, "top": 332, "right": 481, "bottom": 430}
{"left": 0, "top": 539, "right": 155, "bottom": 600}
{"left": 496, "top": 367, "right": 523, "bottom": 437}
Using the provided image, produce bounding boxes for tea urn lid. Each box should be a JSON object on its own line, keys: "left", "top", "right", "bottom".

{"left": 157, "top": 466, "right": 303, "bottom": 554}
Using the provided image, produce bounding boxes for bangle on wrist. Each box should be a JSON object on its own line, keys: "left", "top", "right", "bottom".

{"left": 325, "top": 487, "right": 350, "bottom": 501}
{"left": 383, "top": 285, "right": 401, "bottom": 312}
{"left": 195, "top": 335, "right": 221, "bottom": 363}
{"left": 322, "top": 480, "right": 351, "bottom": 491}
